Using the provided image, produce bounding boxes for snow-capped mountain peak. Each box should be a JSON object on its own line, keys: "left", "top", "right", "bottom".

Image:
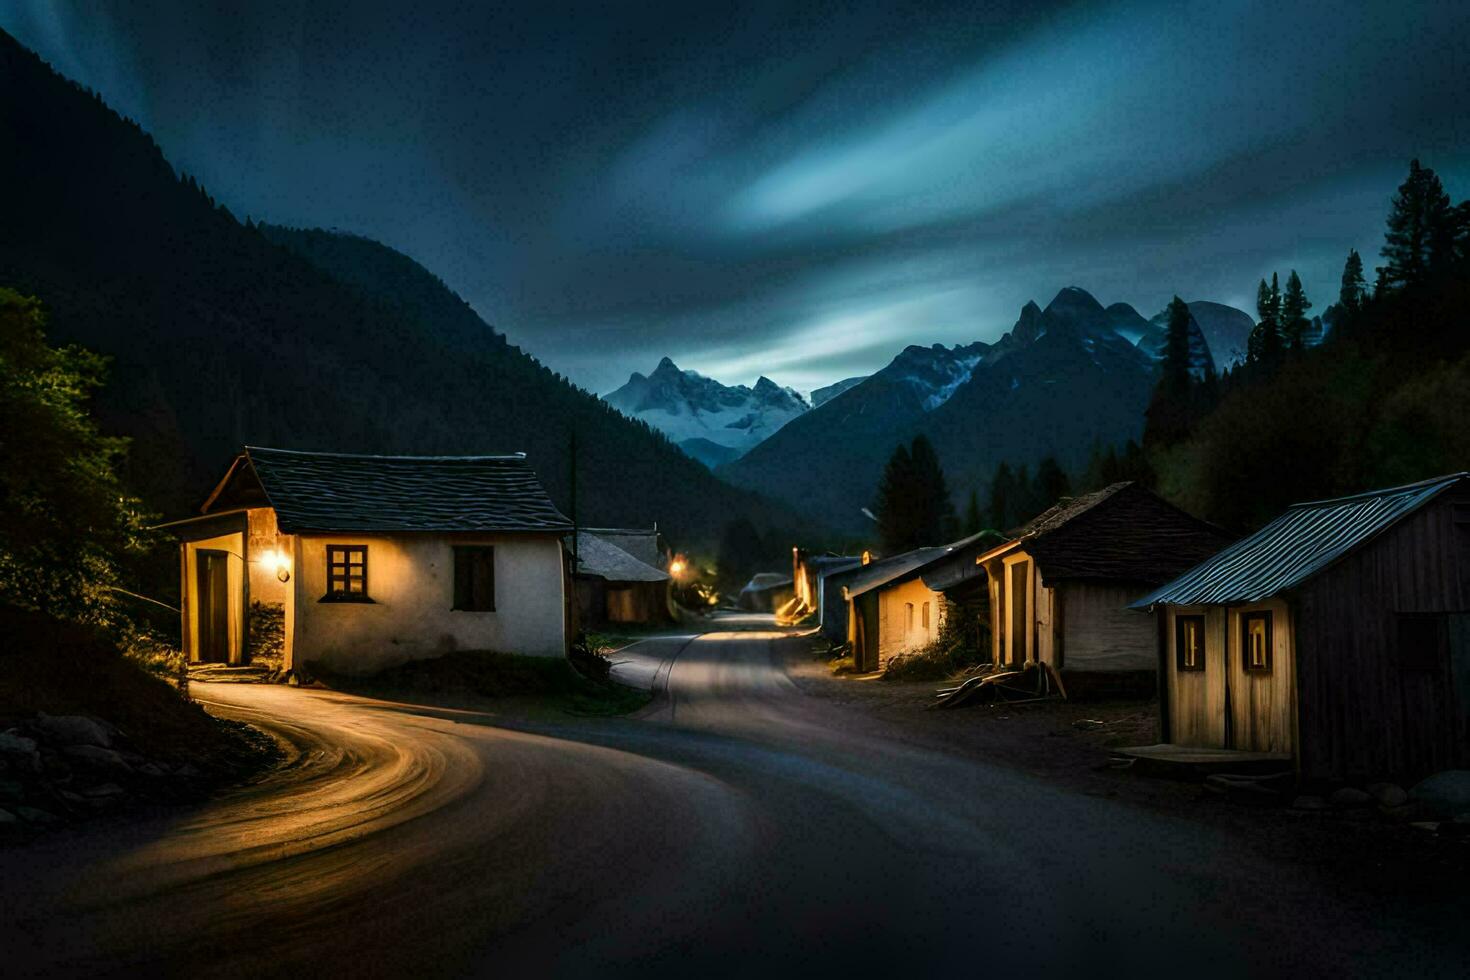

{"left": 603, "top": 358, "right": 809, "bottom": 467}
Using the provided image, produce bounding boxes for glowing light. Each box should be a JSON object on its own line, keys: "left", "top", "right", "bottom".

{"left": 669, "top": 559, "right": 687, "bottom": 576}
{"left": 261, "top": 548, "right": 292, "bottom": 583}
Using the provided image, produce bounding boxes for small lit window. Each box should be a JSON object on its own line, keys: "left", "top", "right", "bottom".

{"left": 1397, "top": 614, "right": 1445, "bottom": 672}
{"left": 1176, "top": 615, "right": 1205, "bottom": 672}
{"left": 905, "top": 602, "right": 915, "bottom": 633}
{"left": 323, "top": 545, "right": 371, "bottom": 602}
{"left": 1242, "top": 611, "right": 1272, "bottom": 672}
{"left": 922, "top": 602, "right": 931, "bottom": 630}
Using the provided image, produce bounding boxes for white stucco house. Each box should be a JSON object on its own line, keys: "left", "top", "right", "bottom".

{"left": 163, "top": 446, "right": 573, "bottom": 675}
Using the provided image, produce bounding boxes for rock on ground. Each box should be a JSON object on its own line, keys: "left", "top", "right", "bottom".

{"left": 35, "top": 713, "right": 113, "bottom": 748}
{"left": 1410, "top": 770, "right": 1470, "bottom": 819}
{"left": 1367, "top": 782, "right": 1408, "bottom": 808}
{"left": 1330, "top": 787, "right": 1373, "bottom": 808}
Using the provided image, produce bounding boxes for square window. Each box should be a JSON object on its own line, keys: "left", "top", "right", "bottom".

{"left": 1176, "top": 615, "right": 1205, "bottom": 672}
{"left": 453, "top": 546, "right": 496, "bottom": 611}
{"left": 1242, "top": 611, "right": 1272, "bottom": 672}
{"left": 1397, "top": 614, "right": 1445, "bottom": 672}
{"left": 323, "top": 545, "right": 371, "bottom": 602}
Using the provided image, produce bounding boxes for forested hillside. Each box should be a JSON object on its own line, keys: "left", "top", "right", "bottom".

{"left": 0, "top": 29, "right": 798, "bottom": 549}
{"left": 1145, "top": 160, "right": 1470, "bottom": 531}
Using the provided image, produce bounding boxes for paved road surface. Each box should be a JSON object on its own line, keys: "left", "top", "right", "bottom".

{"left": 2, "top": 617, "right": 1464, "bottom": 977}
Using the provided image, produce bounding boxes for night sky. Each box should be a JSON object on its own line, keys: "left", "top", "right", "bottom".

{"left": 4, "top": 1, "right": 1468, "bottom": 394}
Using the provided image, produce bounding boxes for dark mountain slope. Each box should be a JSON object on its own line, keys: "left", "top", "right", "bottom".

{"left": 722, "top": 289, "right": 1155, "bottom": 528}
{"left": 0, "top": 30, "right": 792, "bottom": 547}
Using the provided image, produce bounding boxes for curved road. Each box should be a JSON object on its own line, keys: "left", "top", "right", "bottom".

{"left": 2, "top": 618, "right": 1464, "bottom": 977}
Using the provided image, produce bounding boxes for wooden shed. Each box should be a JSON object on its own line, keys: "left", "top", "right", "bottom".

{"left": 1134, "top": 473, "right": 1470, "bottom": 781}
{"left": 977, "top": 482, "right": 1233, "bottom": 697}
{"left": 570, "top": 528, "right": 670, "bottom": 627}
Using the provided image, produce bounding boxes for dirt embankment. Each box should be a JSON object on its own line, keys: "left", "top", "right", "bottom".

{"left": 0, "top": 607, "right": 277, "bottom": 836}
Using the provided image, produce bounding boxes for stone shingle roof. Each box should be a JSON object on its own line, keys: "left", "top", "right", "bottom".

{"left": 206, "top": 446, "right": 571, "bottom": 534}
{"left": 571, "top": 531, "right": 669, "bottom": 583}
{"left": 980, "top": 482, "right": 1233, "bottom": 586}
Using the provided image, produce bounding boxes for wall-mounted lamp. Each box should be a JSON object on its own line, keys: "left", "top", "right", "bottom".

{"left": 261, "top": 548, "right": 291, "bottom": 583}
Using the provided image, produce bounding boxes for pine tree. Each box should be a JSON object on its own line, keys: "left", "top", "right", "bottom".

{"left": 1281, "top": 270, "right": 1312, "bottom": 348}
{"left": 1161, "top": 295, "right": 1193, "bottom": 394}
{"left": 1339, "top": 248, "right": 1366, "bottom": 316}
{"left": 907, "top": 434, "right": 954, "bottom": 544}
{"left": 963, "top": 489, "right": 982, "bottom": 537}
{"left": 873, "top": 443, "right": 917, "bottom": 554}
{"left": 1249, "top": 275, "right": 1283, "bottom": 364}
{"left": 1378, "top": 158, "right": 1453, "bottom": 292}
{"left": 1035, "top": 457, "right": 1071, "bottom": 508}
{"left": 1144, "top": 297, "right": 1196, "bottom": 447}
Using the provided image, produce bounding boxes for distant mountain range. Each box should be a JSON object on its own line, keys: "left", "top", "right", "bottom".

{"left": 719, "top": 286, "right": 1256, "bottom": 529}
{"left": 0, "top": 28, "right": 799, "bottom": 548}
{"left": 604, "top": 358, "right": 810, "bottom": 467}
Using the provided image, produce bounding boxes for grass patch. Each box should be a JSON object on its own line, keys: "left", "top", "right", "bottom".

{"left": 314, "top": 650, "right": 651, "bottom": 717}
{"left": 881, "top": 642, "right": 983, "bottom": 682}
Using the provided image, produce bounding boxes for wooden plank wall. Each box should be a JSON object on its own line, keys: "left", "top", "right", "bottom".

{"left": 1059, "top": 582, "right": 1156, "bottom": 672}
{"left": 1294, "top": 490, "right": 1470, "bottom": 779}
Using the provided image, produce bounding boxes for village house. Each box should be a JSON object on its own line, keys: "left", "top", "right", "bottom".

{"left": 792, "top": 550, "right": 863, "bottom": 634}
{"left": 1134, "top": 473, "right": 1470, "bottom": 780}
{"left": 977, "top": 482, "right": 1233, "bottom": 697}
{"left": 570, "top": 528, "right": 671, "bottom": 627}
{"left": 844, "top": 547, "right": 950, "bottom": 672}
{"left": 163, "top": 446, "right": 572, "bottom": 675}
{"left": 843, "top": 534, "right": 999, "bottom": 672}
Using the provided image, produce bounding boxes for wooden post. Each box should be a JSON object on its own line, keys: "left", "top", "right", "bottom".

{"left": 1156, "top": 606, "right": 1171, "bottom": 744}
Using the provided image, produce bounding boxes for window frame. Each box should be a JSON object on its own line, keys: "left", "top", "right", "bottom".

{"left": 452, "top": 544, "right": 497, "bottom": 612}
{"left": 1241, "top": 610, "right": 1273, "bottom": 673}
{"left": 1175, "top": 614, "right": 1206, "bottom": 672}
{"left": 322, "top": 544, "right": 372, "bottom": 603}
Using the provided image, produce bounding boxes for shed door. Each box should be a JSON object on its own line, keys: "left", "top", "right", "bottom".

{"left": 196, "top": 550, "right": 230, "bottom": 664}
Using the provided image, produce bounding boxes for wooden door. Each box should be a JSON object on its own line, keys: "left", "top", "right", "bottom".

{"left": 196, "top": 549, "right": 230, "bottom": 664}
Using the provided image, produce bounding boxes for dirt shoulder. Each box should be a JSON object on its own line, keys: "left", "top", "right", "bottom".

{"left": 782, "top": 634, "right": 1470, "bottom": 895}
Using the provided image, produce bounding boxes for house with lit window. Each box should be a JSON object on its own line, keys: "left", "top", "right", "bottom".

{"left": 163, "top": 446, "right": 572, "bottom": 676}
{"left": 843, "top": 546, "right": 951, "bottom": 672}
{"left": 1133, "top": 473, "right": 1470, "bottom": 780}
{"left": 977, "top": 482, "right": 1233, "bottom": 697}
{"left": 842, "top": 533, "right": 1001, "bottom": 672}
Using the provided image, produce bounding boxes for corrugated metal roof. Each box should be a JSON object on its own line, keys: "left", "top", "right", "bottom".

{"left": 1133, "top": 473, "right": 1468, "bottom": 608}
{"left": 225, "top": 446, "right": 572, "bottom": 534}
